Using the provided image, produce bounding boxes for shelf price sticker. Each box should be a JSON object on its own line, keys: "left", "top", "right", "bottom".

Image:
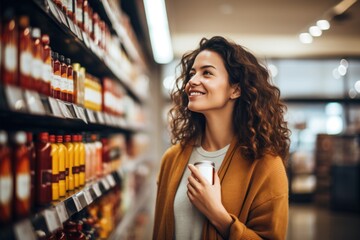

{"left": 57, "top": 100, "right": 74, "bottom": 119}
{"left": 55, "top": 202, "right": 69, "bottom": 223}
{"left": 72, "top": 195, "right": 83, "bottom": 212}
{"left": 46, "top": 0, "right": 61, "bottom": 23}
{"left": 43, "top": 208, "right": 62, "bottom": 233}
{"left": 25, "top": 90, "right": 46, "bottom": 115}
{"left": 76, "top": 192, "right": 88, "bottom": 209}
{"left": 67, "top": 17, "right": 77, "bottom": 35}
{"left": 86, "top": 109, "right": 97, "bottom": 123}
{"left": 4, "top": 84, "right": 27, "bottom": 112}
{"left": 76, "top": 106, "right": 88, "bottom": 124}
{"left": 101, "top": 177, "right": 111, "bottom": 191}
{"left": 55, "top": 7, "right": 69, "bottom": 28}
{"left": 74, "top": 25, "right": 83, "bottom": 41}
{"left": 92, "top": 182, "right": 102, "bottom": 197}
{"left": 48, "top": 97, "right": 64, "bottom": 118}
{"left": 82, "top": 32, "right": 91, "bottom": 48}
{"left": 14, "top": 219, "right": 36, "bottom": 240}
{"left": 96, "top": 112, "right": 105, "bottom": 124}
{"left": 84, "top": 188, "right": 93, "bottom": 205}
{"left": 106, "top": 174, "right": 116, "bottom": 187}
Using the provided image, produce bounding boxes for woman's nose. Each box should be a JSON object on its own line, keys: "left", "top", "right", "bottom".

{"left": 188, "top": 75, "right": 200, "bottom": 86}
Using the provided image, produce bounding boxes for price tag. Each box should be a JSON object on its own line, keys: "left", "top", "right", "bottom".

{"left": 67, "top": 17, "right": 77, "bottom": 35}
{"left": 65, "top": 103, "right": 77, "bottom": 118}
{"left": 24, "top": 90, "right": 46, "bottom": 115}
{"left": 92, "top": 182, "right": 102, "bottom": 197}
{"left": 76, "top": 192, "right": 87, "bottom": 208}
{"left": 96, "top": 112, "right": 105, "bottom": 124}
{"left": 48, "top": 97, "right": 64, "bottom": 118}
{"left": 104, "top": 113, "right": 112, "bottom": 125}
{"left": 77, "top": 106, "right": 88, "bottom": 123}
{"left": 14, "top": 219, "right": 36, "bottom": 240}
{"left": 4, "top": 84, "right": 27, "bottom": 112}
{"left": 43, "top": 209, "right": 61, "bottom": 233}
{"left": 57, "top": 100, "right": 74, "bottom": 118}
{"left": 101, "top": 178, "right": 110, "bottom": 191}
{"left": 55, "top": 202, "right": 69, "bottom": 223}
{"left": 46, "top": 0, "right": 61, "bottom": 23}
{"left": 82, "top": 32, "right": 90, "bottom": 48}
{"left": 56, "top": 8, "right": 69, "bottom": 28}
{"left": 72, "top": 195, "right": 83, "bottom": 211}
{"left": 84, "top": 188, "right": 93, "bottom": 204}
{"left": 72, "top": 104, "right": 81, "bottom": 119}
{"left": 106, "top": 174, "right": 116, "bottom": 187}
{"left": 86, "top": 109, "right": 97, "bottom": 123}
{"left": 74, "top": 25, "right": 83, "bottom": 41}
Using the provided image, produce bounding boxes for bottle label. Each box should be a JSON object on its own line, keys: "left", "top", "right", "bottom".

{"left": 42, "top": 63, "right": 52, "bottom": 83}
{"left": 76, "top": 8, "right": 83, "bottom": 24}
{"left": 31, "top": 58, "right": 43, "bottom": 79}
{"left": 16, "top": 173, "right": 31, "bottom": 200}
{"left": 4, "top": 44, "right": 17, "bottom": 71}
{"left": 67, "top": 0, "right": 73, "bottom": 12}
{"left": 53, "top": 74, "right": 62, "bottom": 89}
{"left": 68, "top": 80, "right": 74, "bottom": 93}
{"left": 41, "top": 169, "right": 52, "bottom": 187}
{"left": 60, "top": 77, "right": 68, "bottom": 91}
{"left": 59, "top": 171, "right": 65, "bottom": 180}
{"left": 72, "top": 166, "right": 79, "bottom": 174}
{"left": 0, "top": 175, "right": 13, "bottom": 204}
{"left": 20, "top": 51, "right": 32, "bottom": 76}
{"left": 84, "top": 12, "right": 89, "bottom": 32}
{"left": 52, "top": 173, "right": 59, "bottom": 183}
{"left": 80, "top": 165, "right": 85, "bottom": 173}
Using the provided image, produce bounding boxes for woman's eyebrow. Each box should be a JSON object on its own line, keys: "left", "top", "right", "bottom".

{"left": 191, "top": 65, "right": 217, "bottom": 71}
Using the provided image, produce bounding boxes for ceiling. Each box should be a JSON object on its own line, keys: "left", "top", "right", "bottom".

{"left": 165, "top": 0, "right": 360, "bottom": 59}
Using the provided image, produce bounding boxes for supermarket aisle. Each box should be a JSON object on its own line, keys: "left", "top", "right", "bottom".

{"left": 287, "top": 204, "right": 360, "bottom": 240}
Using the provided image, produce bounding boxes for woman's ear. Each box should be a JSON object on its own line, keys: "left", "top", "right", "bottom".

{"left": 230, "top": 85, "right": 241, "bottom": 99}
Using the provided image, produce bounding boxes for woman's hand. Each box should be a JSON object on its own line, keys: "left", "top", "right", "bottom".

{"left": 187, "top": 164, "right": 233, "bottom": 237}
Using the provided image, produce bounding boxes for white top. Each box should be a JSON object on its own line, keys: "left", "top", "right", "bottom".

{"left": 174, "top": 144, "right": 230, "bottom": 240}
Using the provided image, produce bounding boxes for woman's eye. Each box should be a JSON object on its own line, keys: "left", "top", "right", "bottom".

{"left": 204, "top": 71, "right": 212, "bottom": 76}
{"left": 189, "top": 72, "right": 195, "bottom": 78}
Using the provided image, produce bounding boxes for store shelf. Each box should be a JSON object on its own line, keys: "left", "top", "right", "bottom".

{"left": 0, "top": 171, "right": 122, "bottom": 240}
{"left": 14, "top": 0, "right": 145, "bottom": 103}
{"left": 0, "top": 84, "right": 145, "bottom": 134}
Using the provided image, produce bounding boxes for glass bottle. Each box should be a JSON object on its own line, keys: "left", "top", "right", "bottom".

{"left": 67, "top": 0, "right": 75, "bottom": 22}
{"left": 41, "top": 34, "right": 52, "bottom": 96}
{"left": 18, "top": 16, "right": 33, "bottom": 90}
{"left": 72, "top": 134, "right": 80, "bottom": 189}
{"left": 64, "top": 134, "right": 74, "bottom": 191}
{"left": 66, "top": 58, "right": 74, "bottom": 103}
{"left": 35, "top": 132, "right": 52, "bottom": 206}
{"left": 59, "top": 55, "right": 68, "bottom": 101}
{"left": 78, "top": 134, "right": 86, "bottom": 186}
{"left": 12, "top": 131, "right": 31, "bottom": 219}
{"left": 52, "top": 52, "right": 61, "bottom": 99}
{"left": 31, "top": 27, "right": 44, "bottom": 93}
{"left": 76, "top": 0, "right": 83, "bottom": 29}
{"left": 0, "top": 131, "right": 13, "bottom": 224}
{"left": 49, "top": 135, "right": 59, "bottom": 201}
{"left": 1, "top": 8, "right": 18, "bottom": 85}
{"left": 56, "top": 135, "right": 66, "bottom": 197}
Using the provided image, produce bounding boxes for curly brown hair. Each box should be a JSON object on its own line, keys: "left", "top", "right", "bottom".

{"left": 169, "top": 36, "right": 290, "bottom": 162}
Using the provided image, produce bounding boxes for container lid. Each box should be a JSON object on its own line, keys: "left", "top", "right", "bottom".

{"left": 56, "top": 135, "right": 63, "bottom": 143}
{"left": 31, "top": 28, "right": 41, "bottom": 39}
{"left": 14, "top": 131, "right": 27, "bottom": 144}
{"left": 194, "top": 160, "right": 215, "bottom": 167}
{"left": 49, "top": 134, "right": 56, "bottom": 143}
{"left": 0, "top": 131, "right": 8, "bottom": 144}
{"left": 37, "top": 132, "right": 49, "bottom": 142}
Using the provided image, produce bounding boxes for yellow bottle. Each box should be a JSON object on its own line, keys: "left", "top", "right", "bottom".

{"left": 50, "top": 135, "right": 59, "bottom": 201}
{"left": 72, "top": 135, "right": 80, "bottom": 188}
{"left": 79, "top": 134, "right": 86, "bottom": 186}
{"left": 64, "top": 135, "right": 74, "bottom": 191}
{"left": 57, "top": 135, "right": 67, "bottom": 197}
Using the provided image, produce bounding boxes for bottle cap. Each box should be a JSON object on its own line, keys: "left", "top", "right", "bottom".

{"left": 56, "top": 135, "right": 63, "bottom": 143}
{"left": 66, "top": 58, "right": 71, "bottom": 65}
{"left": 54, "top": 52, "right": 59, "bottom": 60}
{"left": 14, "top": 131, "right": 27, "bottom": 144}
{"left": 32, "top": 28, "right": 41, "bottom": 38}
{"left": 19, "top": 16, "right": 30, "bottom": 27}
{"left": 0, "top": 131, "right": 8, "bottom": 144}
{"left": 64, "top": 135, "right": 71, "bottom": 142}
{"left": 41, "top": 34, "right": 50, "bottom": 45}
{"left": 38, "top": 132, "right": 49, "bottom": 142}
{"left": 59, "top": 55, "right": 65, "bottom": 62}
{"left": 49, "top": 134, "right": 56, "bottom": 143}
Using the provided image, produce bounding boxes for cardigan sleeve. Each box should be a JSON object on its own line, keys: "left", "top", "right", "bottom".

{"left": 228, "top": 193, "right": 288, "bottom": 240}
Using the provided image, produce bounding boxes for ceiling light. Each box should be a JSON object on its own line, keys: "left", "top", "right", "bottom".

{"left": 340, "top": 59, "right": 349, "bottom": 68}
{"left": 309, "top": 26, "right": 322, "bottom": 37}
{"left": 143, "top": 0, "right": 173, "bottom": 64}
{"left": 316, "top": 20, "right": 330, "bottom": 30}
{"left": 299, "top": 33, "right": 313, "bottom": 44}
{"left": 338, "top": 65, "right": 347, "bottom": 76}
{"left": 355, "top": 80, "right": 360, "bottom": 93}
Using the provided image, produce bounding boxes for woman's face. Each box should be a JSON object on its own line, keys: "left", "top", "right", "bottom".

{"left": 185, "top": 50, "right": 238, "bottom": 114}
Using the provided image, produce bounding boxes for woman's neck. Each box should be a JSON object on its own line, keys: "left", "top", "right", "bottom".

{"left": 201, "top": 113, "right": 234, "bottom": 151}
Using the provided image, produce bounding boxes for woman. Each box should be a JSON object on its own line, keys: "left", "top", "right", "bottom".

{"left": 153, "top": 36, "right": 290, "bottom": 240}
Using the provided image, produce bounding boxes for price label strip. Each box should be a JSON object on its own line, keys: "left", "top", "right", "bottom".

{"left": 76, "top": 192, "right": 88, "bottom": 209}
{"left": 43, "top": 209, "right": 62, "bottom": 233}
{"left": 67, "top": 16, "right": 77, "bottom": 35}
{"left": 72, "top": 195, "right": 83, "bottom": 212}
{"left": 24, "top": 90, "right": 46, "bottom": 115}
{"left": 101, "top": 178, "right": 110, "bottom": 191}
{"left": 55, "top": 202, "right": 69, "bottom": 223}
{"left": 92, "top": 182, "right": 102, "bottom": 197}
{"left": 4, "top": 85, "right": 27, "bottom": 112}
{"left": 82, "top": 32, "right": 91, "bottom": 48}
{"left": 86, "top": 109, "right": 97, "bottom": 123}
{"left": 46, "top": 0, "right": 61, "bottom": 23}
{"left": 84, "top": 188, "right": 93, "bottom": 205}
{"left": 74, "top": 25, "right": 83, "bottom": 41}
{"left": 55, "top": 8, "right": 69, "bottom": 28}
{"left": 77, "top": 106, "right": 88, "bottom": 124}
{"left": 14, "top": 219, "right": 37, "bottom": 240}
{"left": 106, "top": 174, "right": 116, "bottom": 187}
{"left": 96, "top": 112, "right": 105, "bottom": 124}
{"left": 57, "top": 100, "right": 74, "bottom": 118}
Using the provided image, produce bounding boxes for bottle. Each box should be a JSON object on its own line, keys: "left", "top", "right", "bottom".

{"left": 41, "top": 34, "right": 52, "bottom": 96}
{"left": 1, "top": 8, "right": 18, "bottom": 85}
{"left": 76, "top": 0, "right": 84, "bottom": 29}
{"left": 52, "top": 52, "right": 61, "bottom": 99}
{"left": 84, "top": 134, "right": 92, "bottom": 182}
{"left": 194, "top": 161, "right": 215, "bottom": 185}
{"left": 26, "top": 132, "right": 36, "bottom": 210}
{"left": 72, "top": 134, "right": 80, "bottom": 188}
{"left": 93, "top": 134, "right": 102, "bottom": 178}
{"left": 64, "top": 134, "right": 74, "bottom": 191}
{"left": 83, "top": 0, "right": 89, "bottom": 34}
{"left": 18, "top": 16, "right": 33, "bottom": 90}
{"left": 31, "top": 27, "right": 44, "bottom": 93}
{"left": 59, "top": 55, "right": 68, "bottom": 101}
{"left": 57, "top": 135, "right": 66, "bottom": 197}
{"left": 12, "top": 131, "right": 31, "bottom": 219}
{"left": 66, "top": 0, "right": 75, "bottom": 22}
{"left": 66, "top": 58, "right": 74, "bottom": 103}
{"left": 35, "top": 132, "right": 52, "bottom": 206}
{"left": 72, "top": 63, "right": 80, "bottom": 105}
{"left": 49, "top": 135, "right": 59, "bottom": 201}
{"left": 78, "top": 134, "right": 86, "bottom": 186}
{"left": 0, "top": 131, "right": 13, "bottom": 224}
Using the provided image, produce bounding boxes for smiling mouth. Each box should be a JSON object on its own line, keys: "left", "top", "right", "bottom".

{"left": 189, "top": 91, "right": 205, "bottom": 96}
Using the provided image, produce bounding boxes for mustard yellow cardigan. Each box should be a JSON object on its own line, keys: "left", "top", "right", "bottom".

{"left": 153, "top": 138, "right": 289, "bottom": 240}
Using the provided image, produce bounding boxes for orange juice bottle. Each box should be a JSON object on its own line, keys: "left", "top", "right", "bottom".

{"left": 56, "top": 135, "right": 66, "bottom": 197}
{"left": 78, "top": 134, "right": 86, "bottom": 186}
{"left": 49, "top": 135, "right": 59, "bottom": 201}
{"left": 64, "top": 135, "right": 74, "bottom": 191}
{"left": 72, "top": 135, "right": 80, "bottom": 188}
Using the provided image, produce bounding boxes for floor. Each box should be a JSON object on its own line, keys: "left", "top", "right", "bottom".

{"left": 287, "top": 204, "right": 360, "bottom": 240}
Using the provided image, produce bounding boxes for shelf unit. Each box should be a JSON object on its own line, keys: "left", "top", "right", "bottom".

{"left": 1, "top": 0, "right": 152, "bottom": 239}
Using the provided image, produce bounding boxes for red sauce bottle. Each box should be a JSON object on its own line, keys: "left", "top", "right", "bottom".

{"left": 12, "top": 131, "right": 31, "bottom": 219}
{"left": 18, "top": 16, "right": 33, "bottom": 90}
{"left": 52, "top": 52, "right": 61, "bottom": 99}
{"left": 35, "top": 132, "right": 52, "bottom": 206}
{"left": 31, "top": 28, "right": 44, "bottom": 93}
{"left": 41, "top": 34, "right": 52, "bottom": 96}
{"left": 59, "top": 55, "right": 68, "bottom": 101}
{"left": 0, "top": 131, "right": 13, "bottom": 224}
{"left": 66, "top": 58, "right": 74, "bottom": 103}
